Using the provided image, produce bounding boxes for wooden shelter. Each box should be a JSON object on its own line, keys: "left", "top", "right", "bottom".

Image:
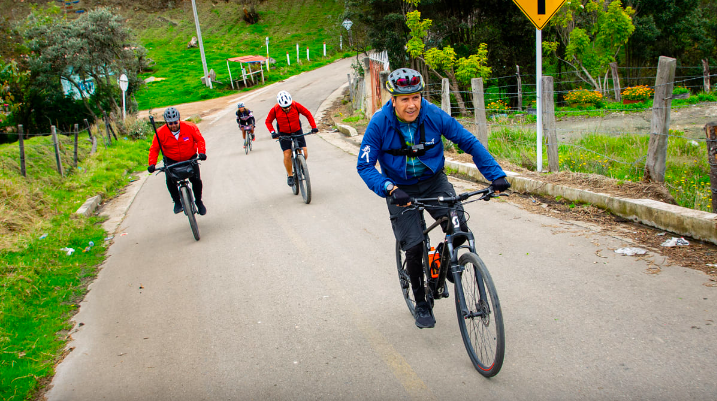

{"left": 226, "top": 55, "right": 268, "bottom": 89}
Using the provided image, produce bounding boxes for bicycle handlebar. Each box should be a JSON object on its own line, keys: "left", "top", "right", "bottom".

{"left": 274, "top": 131, "right": 314, "bottom": 141}
{"left": 155, "top": 158, "right": 199, "bottom": 173}
{"left": 409, "top": 186, "right": 508, "bottom": 208}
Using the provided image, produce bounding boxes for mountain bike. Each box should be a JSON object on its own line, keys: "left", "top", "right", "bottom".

{"left": 277, "top": 132, "right": 312, "bottom": 204}
{"left": 156, "top": 159, "right": 201, "bottom": 241}
{"left": 241, "top": 125, "right": 254, "bottom": 154}
{"left": 395, "top": 186, "right": 506, "bottom": 376}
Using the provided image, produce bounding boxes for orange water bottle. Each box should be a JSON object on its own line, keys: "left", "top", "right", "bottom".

{"left": 428, "top": 247, "right": 440, "bottom": 278}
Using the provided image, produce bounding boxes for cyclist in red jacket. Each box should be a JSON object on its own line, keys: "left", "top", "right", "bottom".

{"left": 265, "top": 91, "right": 319, "bottom": 187}
{"left": 147, "top": 107, "right": 208, "bottom": 215}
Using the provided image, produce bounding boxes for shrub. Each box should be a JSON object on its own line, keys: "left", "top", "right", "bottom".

{"left": 673, "top": 86, "right": 690, "bottom": 95}
{"left": 564, "top": 89, "right": 602, "bottom": 106}
{"left": 622, "top": 85, "right": 654, "bottom": 101}
{"left": 486, "top": 99, "right": 509, "bottom": 114}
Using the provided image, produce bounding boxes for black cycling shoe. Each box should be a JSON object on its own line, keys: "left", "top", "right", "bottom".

{"left": 195, "top": 200, "right": 206, "bottom": 216}
{"left": 414, "top": 302, "right": 436, "bottom": 329}
{"left": 173, "top": 203, "right": 183, "bottom": 214}
{"left": 287, "top": 176, "right": 295, "bottom": 186}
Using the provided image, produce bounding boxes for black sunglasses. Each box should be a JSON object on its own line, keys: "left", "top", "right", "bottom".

{"left": 396, "top": 76, "right": 421, "bottom": 87}
{"left": 167, "top": 121, "right": 180, "bottom": 125}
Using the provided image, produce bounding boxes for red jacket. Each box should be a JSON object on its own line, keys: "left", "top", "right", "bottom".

{"left": 148, "top": 121, "right": 206, "bottom": 165}
{"left": 264, "top": 101, "right": 317, "bottom": 134}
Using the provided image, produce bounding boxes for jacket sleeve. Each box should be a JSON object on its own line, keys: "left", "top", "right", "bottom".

{"left": 148, "top": 133, "right": 161, "bottom": 166}
{"left": 356, "top": 118, "right": 391, "bottom": 197}
{"left": 187, "top": 123, "right": 206, "bottom": 154}
{"left": 439, "top": 110, "right": 506, "bottom": 182}
{"left": 295, "top": 102, "right": 317, "bottom": 129}
{"left": 265, "top": 106, "right": 277, "bottom": 132}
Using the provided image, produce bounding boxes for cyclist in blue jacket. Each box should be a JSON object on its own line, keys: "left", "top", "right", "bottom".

{"left": 357, "top": 68, "right": 510, "bottom": 329}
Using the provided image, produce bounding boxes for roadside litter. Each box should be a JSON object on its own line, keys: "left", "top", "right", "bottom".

{"left": 83, "top": 241, "right": 95, "bottom": 253}
{"left": 615, "top": 247, "right": 647, "bottom": 256}
{"left": 661, "top": 237, "right": 689, "bottom": 247}
{"left": 60, "top": 247, "right": 75, "bottom": 256}
{"left": 39, "top": 233, "right": 48, "bottom": 240}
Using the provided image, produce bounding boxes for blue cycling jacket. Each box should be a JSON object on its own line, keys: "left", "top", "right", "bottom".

{"left": 357, "top": 98, "right": 506, "bottom": 197}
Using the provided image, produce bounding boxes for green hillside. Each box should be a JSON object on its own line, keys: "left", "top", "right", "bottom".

{"left": 131, "top": 0, "right": 349, "bottom": 109}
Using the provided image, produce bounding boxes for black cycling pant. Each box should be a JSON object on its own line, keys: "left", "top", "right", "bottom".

{"left": 164, "top": 156, "right": 203, "bottom": 204}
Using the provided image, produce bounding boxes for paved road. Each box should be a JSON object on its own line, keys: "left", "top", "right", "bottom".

{"left": 48, "top": 59, "right": 717, "bottom": 400}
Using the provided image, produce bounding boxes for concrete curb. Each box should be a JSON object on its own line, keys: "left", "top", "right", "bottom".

{"left": 336, "top": 124, "right": 358, "bottom": 137}
{"left": 98, "top": 171, "right": 152, "bottom": 234}
{"left": 75, "top": 195, "right": 102, "bottom": 217}
{"left": 445, "top": 159, "right": 717, "bottom": 245}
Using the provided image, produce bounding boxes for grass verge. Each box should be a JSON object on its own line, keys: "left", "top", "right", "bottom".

{"left": 486, "top": 127, "right": 712, "bottom": 212}
{"left": 0, "top": 129, "right": 152, "bottom": 400}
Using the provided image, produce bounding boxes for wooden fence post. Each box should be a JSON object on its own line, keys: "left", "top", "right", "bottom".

{"left": 542, "top": 76, "right": 559, "bottom": 172}
{"left": 347, "top": 73, "right": 353, "bottom": 102}
{"left": 85, "top": 119, "right": 97, "bottom": 154}
{"left": 103, "top": 115, "right": 112, "bottom": 147}
{"left": 471, "top": 78, "right": 488, "bottom": 146}
{"left": 51, "top": 125, "right": 64, "bottom": 177}
{"left": 18, "top": 124, "right": 26, "bottom": 177}
{"left": 73, "top": 123, "right": 79, "bottom": 168}
{"left": 441, "top": 78, "right": 451, "bottom": 116}
{"left": 703, "top": 59, "right": 711, "bottom": 93}
{"left": 706, "top": 122, "right": 717, "bottom": 213}
{"left": 644, "top": 56, "right": 676, "bottom": 183}
{"left": 610, "top": 62, "right": 621, "bottom": 102}
{"left": 516, "top": 65, "right": 523, "bottom": 111}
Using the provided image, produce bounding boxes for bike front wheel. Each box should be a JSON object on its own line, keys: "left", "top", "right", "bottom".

{"left": 395, "top": 241, "right": 416, "bottom": 316}
{"left": 455, "top": 252, "right": 503, "bottom": 376}
{"left": 180, "top": 185, "right": 200, "bottom": 241}
{"left": 244, "top": 135, "right": 249, "bottom": 154}
{"left": 296, "top": 154, "right": 311, "bottom": 204}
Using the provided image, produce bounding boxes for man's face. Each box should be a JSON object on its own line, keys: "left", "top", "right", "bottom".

{"left": 391, "top": 94, "right": 421, "bottom": 122}
{"left": 167, "top": 120, "right": 180, "bottom": 132}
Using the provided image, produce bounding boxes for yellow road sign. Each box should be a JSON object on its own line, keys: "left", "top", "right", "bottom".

{"left": 512, "top": 0, "right": 568, "bottom": 30}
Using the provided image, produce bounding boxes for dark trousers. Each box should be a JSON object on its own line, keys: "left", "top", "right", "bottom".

{"left": 164, "top": 157, "right": 203, "bottom": 204}
{"left": 387, "top": 171, "right": 467, "bottom": 303}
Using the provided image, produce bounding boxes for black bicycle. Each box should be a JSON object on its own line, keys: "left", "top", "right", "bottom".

{"left": 156, "top": 159, "right": 201, "bottom": 241}
{"left": 241, "top": 125, "right": 254, "bottom": 154}
{"left": 395, "top": 187, "right": 506, "bottom": 377}
{"left": 277, "top": 132, "right": 312, "bottom": 204}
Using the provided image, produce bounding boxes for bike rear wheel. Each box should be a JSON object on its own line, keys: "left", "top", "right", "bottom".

{"left": 180, "top": 185, "right": 200, "bottom": 241}
{"left": 455, "top": 252, "right": 503, "bottom": 376}
{"left": 395, "top": 241, "right": 416, "bottom": 316}
{"left": 296, "top": 154, "right": 311, "bottom": 204}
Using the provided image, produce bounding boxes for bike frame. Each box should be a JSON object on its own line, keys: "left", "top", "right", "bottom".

{"left": 414, "top": 191, "right": 495, "bottom": 318}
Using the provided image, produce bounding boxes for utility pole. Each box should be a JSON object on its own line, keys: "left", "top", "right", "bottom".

{"left": 191, "top": 0, "right": 212, "bottom": 88}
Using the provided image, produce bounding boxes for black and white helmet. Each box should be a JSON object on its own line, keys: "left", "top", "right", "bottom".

{"left": 163, "top": 107, "right": 180, "bottom": 123}
{"left": 277, "top": 91, "right": 293, "bottom": 108}
{"left": 386, "top": 68, "right": 425, "bottom": 96}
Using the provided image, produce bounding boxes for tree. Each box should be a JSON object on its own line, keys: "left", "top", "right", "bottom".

{"left": 406, "top": 10, "right": 491, "bottom": 116}
{"left": 544, "top": 0, "right": 636, "bottom": 93}
{"left": 25, "top": 7, "right": 147, "bottom": 122}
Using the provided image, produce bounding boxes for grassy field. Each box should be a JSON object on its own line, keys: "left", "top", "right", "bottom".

{"left": 485, "top": 127, "right": 712, "bottom": 212}
{"left": 132, "top": 0, "right": 350, "bottom": 109}
{"left": 0, "top": 123, "right": 153, "bottom": 400}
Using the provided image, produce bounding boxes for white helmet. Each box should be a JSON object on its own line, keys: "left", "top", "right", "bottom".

{"left": 277, "top": 91, "right": 293, "bottom": 108}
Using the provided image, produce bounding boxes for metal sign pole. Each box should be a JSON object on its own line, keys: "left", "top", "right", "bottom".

{"left": 536, "top": 28, "right": 543, "bottom": 172}
{"left": 265, "top": 37, "right": 270, "bottom": 72}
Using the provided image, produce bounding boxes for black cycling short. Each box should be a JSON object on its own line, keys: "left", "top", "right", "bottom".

{"left": 278, "top": 129, "right": 306, "bottom": 152}
{"left": 387, "top": 170, "right": 467, "bottom": 251}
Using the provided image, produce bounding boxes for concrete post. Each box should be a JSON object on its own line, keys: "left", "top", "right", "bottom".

{"left": 471, "top": 78, "right": 488, "bottom": 146}
{"left": 644, "top": 56, "right": 676, "bottom": 183}
{"left": 441, "top": 78, "right": 450, "bottom": 116}
{"left": 542, "top": 76, "right": 559, "bottom": 172}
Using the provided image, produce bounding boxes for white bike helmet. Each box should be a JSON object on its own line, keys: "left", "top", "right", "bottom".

{"left": 237, "top": 102, "right": 245, "bottom": 108}
{"left": 277, "top": 91, "right": 293, "bottom": 108}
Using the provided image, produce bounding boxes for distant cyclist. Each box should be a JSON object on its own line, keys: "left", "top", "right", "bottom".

{"left": 236, "top": 102, "right": 255, "bottom": 148}
{"left": 148, "top": 107, "right": 208, "bottom": 215}
{"left": 356, "top": 68, "right": 510, "bottom": 329}
{"left": 265, "top": 90, "right": 319, "bottom": 187}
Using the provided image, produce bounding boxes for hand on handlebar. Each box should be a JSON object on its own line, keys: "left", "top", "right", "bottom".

{"left": 491, "top": 176, "right": 511, "bottom": 193}
{"left": 310, "top": 128, "right": 319, "bottom": 134}
{"left": 198, "top": 153, "right": 207, "bottom": 161}
{"left": 390, "top": 188, "right": 412, "bottom": 207}
{"left": 147, "top": 164, "right": 156, "bottom": 173}
{"left": 271, "top": 131, "right": 279, "bottom": 139}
